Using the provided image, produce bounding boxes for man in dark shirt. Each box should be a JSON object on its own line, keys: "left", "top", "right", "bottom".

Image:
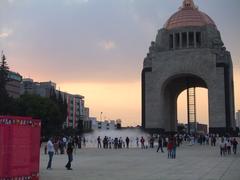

{"left": 156, "top": 135, "right": 164, "bottom": 153}
{"left": 65, "top": 142, "right": 73, "bottom": 170}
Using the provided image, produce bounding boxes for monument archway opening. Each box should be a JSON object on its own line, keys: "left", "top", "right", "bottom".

{"left": 177, "top": 87, "right": 209, "bottom": 134}
{"left": 161, "top": 74, "right": 207, "bottom": 132}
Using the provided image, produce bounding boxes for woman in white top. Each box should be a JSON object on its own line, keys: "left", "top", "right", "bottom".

{"left": 47, "top": 138, "right": 54, "bottom": 169}
{"left": 219, "top": 138, "right": 226, "bottom": 156}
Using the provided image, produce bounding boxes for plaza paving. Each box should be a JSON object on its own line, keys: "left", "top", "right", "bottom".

{"left": 40, "top": 143, "right": 240, "bottom": 180}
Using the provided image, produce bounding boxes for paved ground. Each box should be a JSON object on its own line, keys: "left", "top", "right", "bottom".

{"left": 40, "top": 144, "right": 240, "bottom": 180}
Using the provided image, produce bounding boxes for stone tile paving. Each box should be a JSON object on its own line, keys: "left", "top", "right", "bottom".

{"left": 40, "top": 144, "right": 240, "bottom": 180}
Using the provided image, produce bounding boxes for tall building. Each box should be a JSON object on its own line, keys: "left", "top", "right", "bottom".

{"left": 20, "top": 78, "right": 56, "bottom": 97}
{"left": 21, "top": 78, "right": 87, "bottom": 129}
{"left": 6, "top": 71, "right": 22, "bottom": 98}
{"left": 83, "top": 107, "right": 92, "bottom": 130}
{"left": 62, "top": 92, "right": 85, "bottom": 129}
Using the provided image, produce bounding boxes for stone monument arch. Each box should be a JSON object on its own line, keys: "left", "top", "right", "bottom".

{"left": 142, "top": 0, "right": 235, "bottom": 134}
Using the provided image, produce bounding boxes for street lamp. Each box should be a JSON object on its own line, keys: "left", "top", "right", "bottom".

{"left": 100, "top": 112, "right": 103, "bottom": 121}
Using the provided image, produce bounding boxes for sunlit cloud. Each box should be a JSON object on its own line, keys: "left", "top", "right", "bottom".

{"left": 98, "top": 40, "right": 116, "bottom": 51}
{"left": 0, "top": 28, "right": 13, "bottom": 39}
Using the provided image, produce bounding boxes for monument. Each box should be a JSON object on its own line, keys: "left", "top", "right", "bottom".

{"left": 142, "top": 0, "right": 235, "bottom": 134}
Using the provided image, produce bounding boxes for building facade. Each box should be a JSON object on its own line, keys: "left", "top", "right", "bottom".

{"left": 21, "top": 79, "right": 87, "bottom": 129}
{"left": 91, "top": 118, "right": 121, "bottom": 130}
{"left": 83, "top": 107, "right": 92, "bottom": 130}
{"left": 6, "top": 71, "right": 22, "bottom": 98}
{"left": 20, "top": 78, "right": 56, "bottom": 97}
{"left": 58, "top": 91, "right": 85, "bottom": 129}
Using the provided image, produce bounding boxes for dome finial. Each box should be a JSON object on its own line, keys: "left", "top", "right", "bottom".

{"left": 182, "top": 0, "right": 196, "bottom": 9}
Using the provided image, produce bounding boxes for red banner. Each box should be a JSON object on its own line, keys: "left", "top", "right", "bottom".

{"left": 0, "top": 116, "right": 41, "bottom": 180}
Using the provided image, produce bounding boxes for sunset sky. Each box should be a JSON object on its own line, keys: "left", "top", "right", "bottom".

{"left": 0, "top": 0, "right": 240, "bottom": 126}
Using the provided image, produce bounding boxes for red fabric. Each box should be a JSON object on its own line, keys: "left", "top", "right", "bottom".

{"left": 167, "top": 142, "right": 173, "bottom": 150}
{"left": 0, "top": 116, "right": 41, "bottom": 179}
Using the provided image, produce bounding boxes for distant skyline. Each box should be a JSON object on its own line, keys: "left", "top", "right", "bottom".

{"left": 1, "top": 0, "right": 240, "bottom": 126}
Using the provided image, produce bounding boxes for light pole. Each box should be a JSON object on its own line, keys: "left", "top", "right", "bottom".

{"left": 100, "top": 112, "right": 103, "bottom": 121}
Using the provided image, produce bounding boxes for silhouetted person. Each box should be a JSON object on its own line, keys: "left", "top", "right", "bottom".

{"left": 114, "top": 138, "right": 118, "bottom": 149}
{"left": 126, "top": 137, "right": 130, "bottom": 148}
{"left": 97, "top": 136, "right": 101, "bottom": 148}
{"left": 156, "top": 136, "right": 164, "bottom": 153}
{"left": 65, "top": 142, "right": 73, "bottom": 170}
{"left": 232, "top": 138, "right": 238, "bottom": 154}
{"left": 140, "top": 137, "right": 145, "bottom": 149}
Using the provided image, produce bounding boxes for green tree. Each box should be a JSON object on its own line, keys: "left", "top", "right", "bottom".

{"left": 15, "top": 94, "right": 65, "bottom": 136}
{"left": 0, "top": 52, "right": 10, "bottom": 114}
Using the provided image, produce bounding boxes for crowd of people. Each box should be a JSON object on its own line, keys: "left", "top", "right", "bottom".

{"left": 44, "top": 133, "right": 239, "bottom": 170}
{"left": 219, "top": 137, "right": 238, "bottom": 156}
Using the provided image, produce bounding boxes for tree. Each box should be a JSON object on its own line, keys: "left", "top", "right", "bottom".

{"left": 0, "top": 52, "right": 10, "bottom": 114}
{"left": 15, "top": 94, "right": 66, "bottom": 136}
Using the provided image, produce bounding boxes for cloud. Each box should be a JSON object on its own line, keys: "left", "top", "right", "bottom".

{"left": 98, "top": 40, "right": 116, "bottom": 51}
{"left": 63, "top": 0, "right": 89, "bottom": 5}
{"left": 0, "top": 28, "right": 13, "bottom": 39}
{"left": 8, "top": 0, "right": 15, "bottom": 3}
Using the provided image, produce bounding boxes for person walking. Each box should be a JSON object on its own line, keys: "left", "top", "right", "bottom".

{"left": 126, "top": 137, "right": 130, "bottom": 149}
{"left": 97, "top": 136, "right": 102, "bottom": 148}
{"left": 220, "top": 138, "right": 226, "bottom": 156}
{"left": 172, "top": 137, "right": 177, "bottom": 159}
{"left": 232, "top": 138, "right": 238, "bottom": 154}
{"left": 167, "top": 138, "right": 173, "bottom": 159}
{"left": 47, "top": 138, "right": 54, "bottom": 170}
{"left": 156, "top": 135, "right": 164, "bottom": 153}
{"left": 140, "top": 137, "right": 145, "bottom": 149}
{"left": 136, "top": 137, "right": 139, "bottom": 148}
{"left": 65, "top": 142, "right": 73, "bottom": 170}
{"left": 226, "top": 140, "right": 231, "bottom": 155}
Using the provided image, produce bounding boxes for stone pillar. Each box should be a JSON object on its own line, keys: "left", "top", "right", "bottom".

{"left": 194, "top": 32, "right": 197, "bottom": 48}
{"left": 180, "top": 32, "right": 182, "bottom": 49}
{"left": 173, "top": 33, "right": 175, "bottom": 49}
{"left": 187, "top": 32, "right": 189, "bottom": 48}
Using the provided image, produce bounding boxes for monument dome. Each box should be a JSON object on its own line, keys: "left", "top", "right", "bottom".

{"left": 164, "top": 0, "right": 216, "bottom": 30}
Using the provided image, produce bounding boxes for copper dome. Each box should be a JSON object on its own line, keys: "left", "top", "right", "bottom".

{"left": 164, "top": 0, "right": 216, "bottom": 30}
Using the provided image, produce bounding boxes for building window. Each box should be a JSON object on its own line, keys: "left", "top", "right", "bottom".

{"left": 189, "top": 32, "right": 194, "bottom": 48}
{"left": 196, "top": 32, "right": 201, "bottom": 48}
{"left": 182, "top": 32, "right": 187, "bottom": 48}
{"left": 169, "top": 34, "right": 173, "bottom": 49}
{"left": 175, "top": 33, "right": 180, "bottom": 49}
